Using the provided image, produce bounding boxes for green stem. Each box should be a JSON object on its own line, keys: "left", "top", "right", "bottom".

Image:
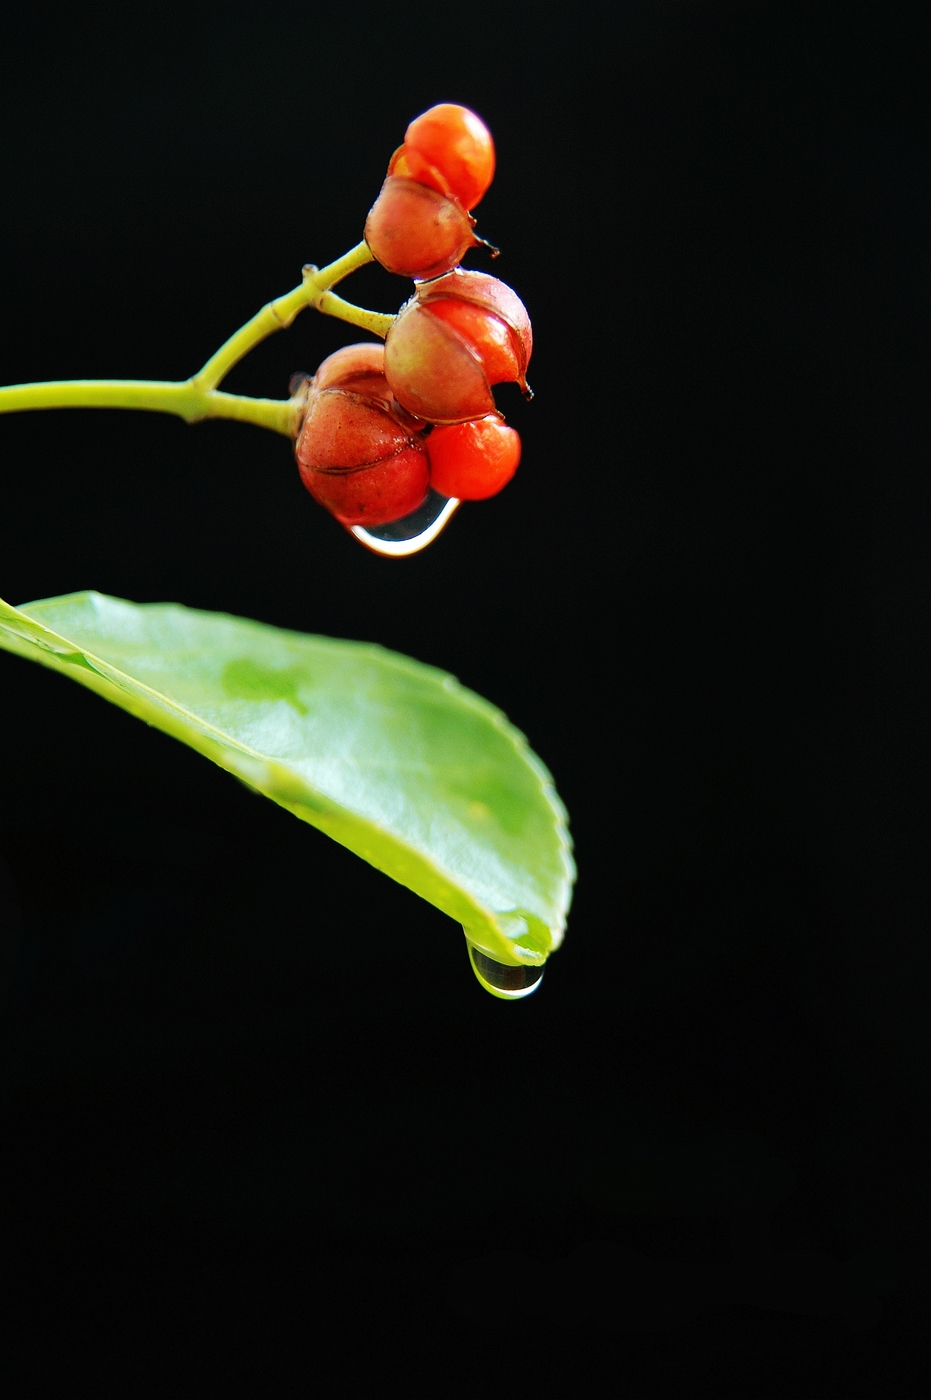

{"left": 192, "top": 242, "right": 382, "bottom": 391}
{"left": 0, "top": 241, "right": 396, "bottom": 439}
{"left": 0, "top": 379, "right": 297, "bottom": 436}
{"left": 314, "top": 290, "right": 395, "bottom": 339}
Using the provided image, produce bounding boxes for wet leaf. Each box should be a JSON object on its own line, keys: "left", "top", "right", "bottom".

{"left": 0, "top": 591, "right": 573, "bottom": 971}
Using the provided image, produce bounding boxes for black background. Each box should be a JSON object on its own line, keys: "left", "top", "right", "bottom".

{"left": 0, "top": 2, "right": 926, "bottom": 1394}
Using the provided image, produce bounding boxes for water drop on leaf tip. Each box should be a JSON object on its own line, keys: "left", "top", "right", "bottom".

{"left": 467, "top": 942, "right": 544, "bottom": 1000}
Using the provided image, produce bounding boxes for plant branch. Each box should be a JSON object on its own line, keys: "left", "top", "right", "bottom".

{"left": 0, "top": 241, "right": 400, "bottom": 438}
{"left": 0, "top": 379, "right": 297, "bottom": 436}
{"left": 192, "top": 241, "right": 389, "bottom": 391}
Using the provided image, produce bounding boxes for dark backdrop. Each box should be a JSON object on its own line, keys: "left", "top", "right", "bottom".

{"left": 0, "top": 2, "right": 926, "bottom": 1394}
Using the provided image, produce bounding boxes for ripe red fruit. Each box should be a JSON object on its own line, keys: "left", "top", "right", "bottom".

{"left": 402, "top": 104, "right": 495, "bottom": 212}
{"left": 364, "top": 176, "right": 479, "bottom": 281}
{"left": 384, "top": 270, "right": 532, "bottom": 424}
{"left": 364, "top": 104, "right": 496, "bottom": 280}
{"left": 295, "top": 345, "right": 429, "bottom": 527}
{"left": 427, "top": 417, "right": 521, "bottom": 500}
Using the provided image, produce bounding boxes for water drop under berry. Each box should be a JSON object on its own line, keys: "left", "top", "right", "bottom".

{"left": 350, "top": 489, "right": 460, "bottom": 557}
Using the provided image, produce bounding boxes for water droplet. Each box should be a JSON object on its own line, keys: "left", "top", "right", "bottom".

{"left": 350, "top": 489, "right": 460, "bottom": 558}
{"left": 467, "top": 943, "right": 544, "bottom": 1000}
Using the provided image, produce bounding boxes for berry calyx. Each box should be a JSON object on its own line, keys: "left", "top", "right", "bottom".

{"left": 364, "top": 177, "right": 479, "bottom": 281}
{"left": 312, "top": 342, "right": 395, "bottom": 405}
{"left": 402, "top": 104, "right": 495, "bottom": 212}
{"left": 427, "top": 417, "right": 521, "bottom": 500}
{"left": 384, "top": 270, "right": 532, "bottom": 424}
{"left": 295, "top": 345, "right": 429, "bottom": 527}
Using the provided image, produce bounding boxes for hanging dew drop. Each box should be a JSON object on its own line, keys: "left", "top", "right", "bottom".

{"left": 467, "top": 942, "right": 545, "bottom": 1000}
{"left": 351, "top": 489, "right": 460, "bottom": 557}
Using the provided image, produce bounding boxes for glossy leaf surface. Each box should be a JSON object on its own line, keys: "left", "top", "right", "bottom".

{"left": 0, "top": 592, "right": 573, "bottom": 967}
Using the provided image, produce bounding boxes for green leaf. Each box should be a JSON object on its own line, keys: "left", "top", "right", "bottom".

{"left": 0, "top": 592, "right": 573, "bottom": 992}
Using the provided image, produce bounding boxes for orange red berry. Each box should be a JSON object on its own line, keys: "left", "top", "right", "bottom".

{"left": 384, "top": 270, "right": 532, "bottom": 424}
{"left": 426, "top": 416, "right": 521, "bottom": 500}
{"left": 397, "top": 104, "right": 495, "bottom": 213}
{"left": 295, "top": 345, "right": 429, "bottom": 527}
{"left": 365, "top": 103, "right": 496, "bottom": 281}
{"left": 364, "top": 177, "right": 479, "bottom": 281}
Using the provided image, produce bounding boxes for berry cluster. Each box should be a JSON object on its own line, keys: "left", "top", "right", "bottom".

{"left": 295, "top": 105, "right": 531, "bottom": 535}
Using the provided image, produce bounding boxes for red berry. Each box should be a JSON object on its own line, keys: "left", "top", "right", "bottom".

{"left": 365, "top": 105, "right": 495, "bottom": 279}
{"left": 295, "top": 345, "right": 429, "bottom": 527}
{"left": 427, "top": 417, "right": 521, "bottom": 500}
{"left": 384, "top": 270, "right": 532, "bottom": 424}
{"left": 364, "top": 176, "right": 479, "bottom": 281}
{"left": 403, "top": 104, "right": 495, "bottom": 212}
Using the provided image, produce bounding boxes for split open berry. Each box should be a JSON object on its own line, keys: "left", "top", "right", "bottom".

{"left": 384, "top": 269, "right": 532, "bottom": 424}
{"left": 364, "top": 176, "right": 480, "bottom": 281}
{"left": 426, "top": 416, "right": 521, "bottom": 501}
{"left": 295, "top": 345, "right": 429, "bottom": 528}
{"left": 364, "top": 104, "right": 496, "bottom": 281}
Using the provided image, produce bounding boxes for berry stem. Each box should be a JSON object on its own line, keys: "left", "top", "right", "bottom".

{"left": 0, "top": 242, "right": 396, "bottom": 439}
{"left": 312, "top": 289, "right": 395, "bottom": 339}
{"left": 192, "top": 242, "right": 384, "bottom": 390}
